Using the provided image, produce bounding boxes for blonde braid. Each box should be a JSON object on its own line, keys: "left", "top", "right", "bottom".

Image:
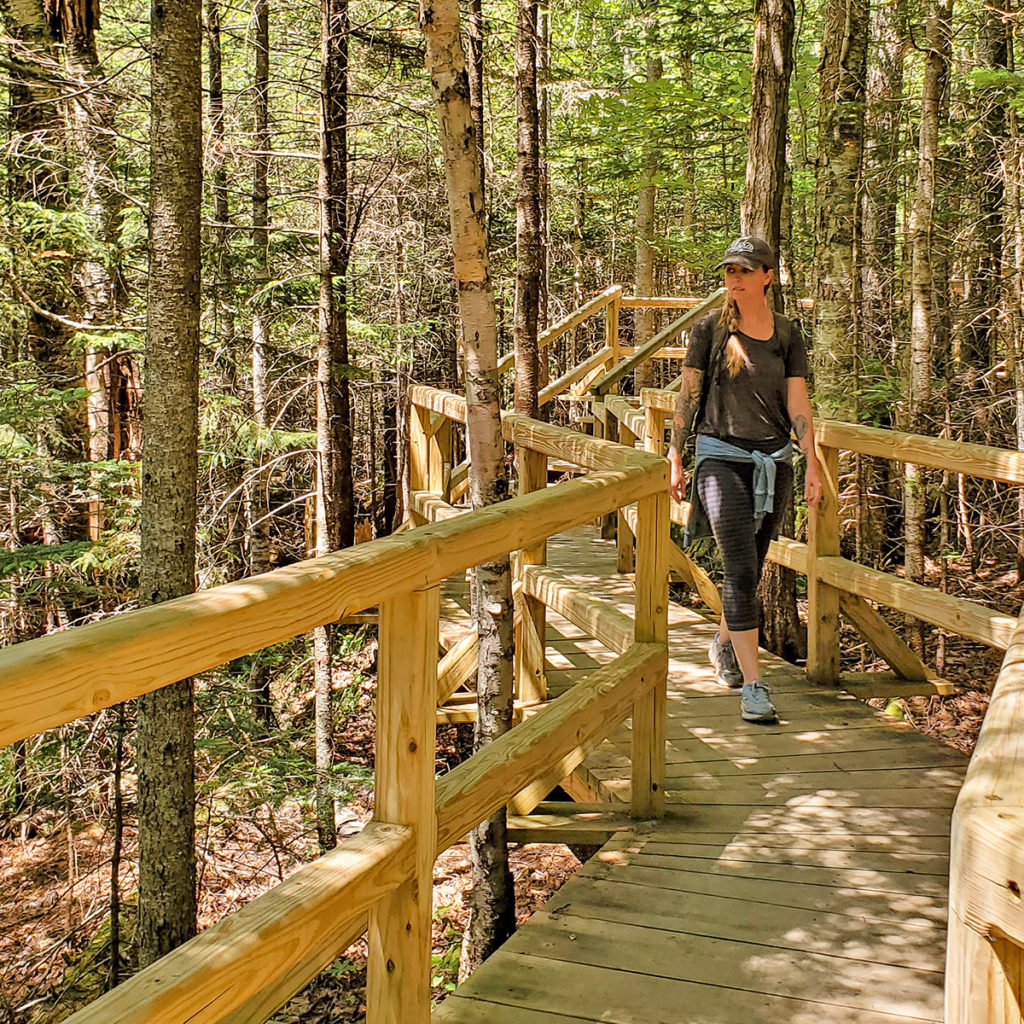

{"left": 718, "top": 292, "right": 747, "bottom": 377}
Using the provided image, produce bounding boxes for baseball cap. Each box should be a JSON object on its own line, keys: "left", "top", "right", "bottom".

{"left": 714, "top": 236, "right": 776, "bottom": 271}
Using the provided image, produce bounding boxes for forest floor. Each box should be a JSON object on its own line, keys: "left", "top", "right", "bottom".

{"left": 2, "top": 548, "right": 1020, "bottom": 1023}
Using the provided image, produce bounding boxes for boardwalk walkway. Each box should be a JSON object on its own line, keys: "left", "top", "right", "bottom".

{"left": 434, "top": 528, "right": 968, "bottom": 1024}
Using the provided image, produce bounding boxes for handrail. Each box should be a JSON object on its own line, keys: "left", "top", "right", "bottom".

{"left": 947, "top": 604, "right": 1024, "bottom": 1021}
{"left": 14, "top": 376, "right": 668, "bottom": 1024}
{"left": 591, "top": 288, "right": 725, "bottom": 397}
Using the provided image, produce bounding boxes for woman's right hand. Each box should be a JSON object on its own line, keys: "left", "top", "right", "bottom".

{"left": 669, "top": 451, "right": 686, "bottom": 504}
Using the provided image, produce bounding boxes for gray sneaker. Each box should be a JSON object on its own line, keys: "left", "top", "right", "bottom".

{"left": 740, "top": 680, "right": 776, "bottom": 722}
{"left": 709, "top": 634, "right": 743, "bottom": 688}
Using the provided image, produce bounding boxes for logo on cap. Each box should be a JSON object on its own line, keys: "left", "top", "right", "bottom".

{"left": 727, "top": 239, "right": 755, "bottom": 254}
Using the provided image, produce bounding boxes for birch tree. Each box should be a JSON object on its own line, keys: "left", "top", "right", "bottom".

{"left": 418, "top": 0, "right": 517, "bottom": 974}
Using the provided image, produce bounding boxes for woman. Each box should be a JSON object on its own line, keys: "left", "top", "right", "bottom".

{"left": 668, "top": 236, "right": 821, "bottom": 722}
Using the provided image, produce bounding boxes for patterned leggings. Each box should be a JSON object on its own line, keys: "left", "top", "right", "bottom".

{"left": 696, "top": 458, "right": 793, "bottom": 633}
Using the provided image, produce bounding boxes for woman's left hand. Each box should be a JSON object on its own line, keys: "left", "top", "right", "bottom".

{"left": 804, "top": 457, "right": 823, "bottom": 508}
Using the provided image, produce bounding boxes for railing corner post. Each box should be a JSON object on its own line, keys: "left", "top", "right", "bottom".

{"left": 807, "top": 443, "right": 841, "bottom": 686}
{"left": 631, "top": 489, "right": 669, "bottom": 819}
{"left": 516, "top": 446, "right": 548, "bottom": 705}
{"left": 367, "top": 585, "right": 439, "bottom": 1024}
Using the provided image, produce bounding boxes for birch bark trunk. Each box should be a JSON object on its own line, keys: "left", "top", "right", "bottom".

{"left": 418, "top": 0, "right": 516, "bottom": 974}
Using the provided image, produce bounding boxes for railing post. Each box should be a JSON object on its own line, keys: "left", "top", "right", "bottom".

{"left": 516, "top": 446, "right": 548, "bottom": 705}
{"left": 409, "top": 402, "right": 430, "bottom": 498}
{"left": 641, "top": 395, "right": 664, "bottom": 456}
{"left": 429, "top": 416, "right": 453, "bottom": 501}
{"left": 606, "top": 288, "right": 621, "bottom": 370}
{"left": 631, "top": 490, "right": 668, "bottom": 818}
{"left": 367, "top": 585, "right": 439, "bottom": 1024}
{"left": 617, "top": 419, "right": 637, "bottom": 573}
{"left": 807, "top": 443, "right": 840, "bottom": 685}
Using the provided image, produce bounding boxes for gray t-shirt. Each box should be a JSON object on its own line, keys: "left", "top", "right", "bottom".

{"left": 683, "top": 312, "right": 808, "bottom": 452}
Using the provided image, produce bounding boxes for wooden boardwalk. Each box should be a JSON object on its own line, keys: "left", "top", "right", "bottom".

{"left": 435, "top": 528, "right": 968, "bottom": 1024}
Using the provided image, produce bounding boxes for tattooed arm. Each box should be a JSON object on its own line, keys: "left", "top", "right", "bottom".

{"left": 786, "top": 376, "right": 822, "bottom": 508}
{"left": 667, "top": 367, "right": 703, "bottom": 503}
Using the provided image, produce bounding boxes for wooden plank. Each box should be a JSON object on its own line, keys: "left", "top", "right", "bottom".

{"left": 767, "top": 534, "right": 809, "bottom": 574}
{"left": 499, "top": 912, "right": 946, "bottom": 1017}
{"left": 367, "top": 586, "right": 439, "bottom": 1024}
{"left": 594, "top": 837, "right": 950, "bottom": 875}
{"left": 504, "top": 809, "right": 636, "bottom": 845}
{"left": 541, "top": 878, "right": 946, "bottom": 971}
{"left": 435, "top": 643, "right": 664, "bottom": 848}
{"left": 577, "top": 857, "right": 950, "bottom": 925}
{"left": 521, "top": 565, "right": 635, "bottom": 655}
{"left": 631, "top": 491, "right": 669, "bottom": 819}
{"left": 446, "top": 950, "right": 943, "bottom": 1024}
{"left": 517, "top": 447, "right": 549, "bottom": 704}
{"left": 839, "top": 591, "right": 934, "bottom": 681}
{"left": 807, "top": 444, "right": 840, "bottom": 684}
{"left": 818, "top": 419, "right": 1024, "bottom": 485}
{"left": 61, "top": 823, "right": 414, "bottom": 1024}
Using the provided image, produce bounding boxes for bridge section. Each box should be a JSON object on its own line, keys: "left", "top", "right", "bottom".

{"left": 436, "top": 528, "right": 967, "bottom": 1024}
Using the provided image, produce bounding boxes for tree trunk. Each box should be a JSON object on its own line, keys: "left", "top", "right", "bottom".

{"left": 467, "top": 0, "right": 486, "bottom": 202}
{"left": 418, "top": 0, "right": 516, "bottom": 977}
{"left": 813, "top": 0, "right": 868, "bottom": 417}
{"left": 514, "top": 0, "right": 541, "bottom": 416}
{"left": 633, "top": 13, "right": 661, "bottom": 393}
{"left": 137, "top": 0, "right": 201, "bottom": 967}
{"left": 904, "top": 0, "right": 952, "bottom": 651}
{"left": 246, "top": 0, "right": 276, "bottom": 730}
{"left": 856, "top": 0, "right": 904, "bottom": 566}
{"left": 741, "top": 0, "right": 800, "bottom": 660}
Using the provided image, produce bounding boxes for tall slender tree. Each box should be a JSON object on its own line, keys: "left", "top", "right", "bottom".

{"left": 136, "top": 0, "right": 201, "bottom": 966}
{"left": 904, "top": 0, "right": 953, "bottom": 647}
{"left": 740, "top": 0, "right": 799, "bottom": 661}
{"left": 632, "top": 2, "right": 662, "bottom": 393}
{"left": 514, "top": 0, "right": 542, "bottom": 416}
{"left": 813, "top": 0, "right": 869, "bottom": 415}
{"left": 418, "top": 0, "right": 516, "bottom": 976}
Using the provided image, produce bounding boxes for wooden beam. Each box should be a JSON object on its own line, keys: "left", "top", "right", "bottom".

{"left": 817, "top": 556, "right": 1017, "bottom": 650}
{"left": 517, "top": 447, "right": 549, "bottom": 704}
{"left": 0, "top": 455, "right": 662, "bottom": 748}
{"left": 521, "top": 564, "right": 635, "bottom": 655}
{"left": 591, "top": 288, "right": 726, "bottom": 397}
{"left": 767, "top": 535, "right": 809, "bottom": 574}
{"left": 367, "top": 587, "right": 439, "bottom": 1024}
{"left": 505, "top": 806, "right": 636, "bottom": 845}
{"left": 538, "top": 345, "right": 613, "bottom": 407}
{"left": 807, "top": 444, "right": 841, "bottom": 685}
{"left": 604, "top": 394, "right": 646, "bottom": 438}
{"left": 537, "top": 284, "right": 622, "bottom": 351}
{"left": 619, "top": 295, "right": 705, "bottom": 309}
{"left": 617, "top": 346, "right": 688, "bottom": 359}
{"left": 435, "top": 642, "right": 664, "bottom": 848}
{"left": 818, "top": 420, "right": 1024, "bottom": 485}
{"left": 61, "top": 822, "right": 414, "bottom": 1024}
{"left": 838, "top": 591, "right": 932, "bottom": 680}
{"left": 631, "top": 491, "right": 669, "bottom": 819}
{"left": 839, "top": 672, "right": 954, "bottom": 698}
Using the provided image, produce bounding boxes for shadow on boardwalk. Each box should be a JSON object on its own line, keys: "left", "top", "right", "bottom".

{"left": 435, "top": 527, "right": 966, "bottom": 1024}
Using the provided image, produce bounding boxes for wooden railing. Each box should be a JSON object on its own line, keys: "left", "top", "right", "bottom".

{"left": 0, "top": 384, "right": 668, "bottom": 1024}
